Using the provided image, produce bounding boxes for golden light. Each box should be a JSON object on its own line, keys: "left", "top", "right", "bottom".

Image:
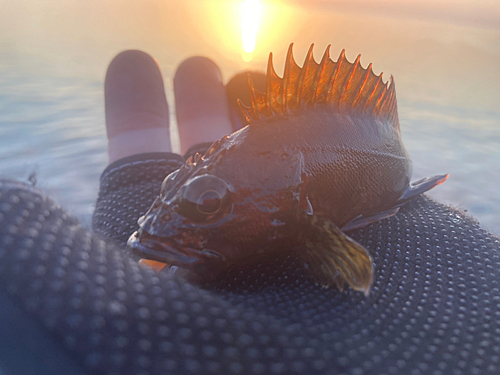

{"left": 240, "top": 0, "right": 262, "bottom": 61}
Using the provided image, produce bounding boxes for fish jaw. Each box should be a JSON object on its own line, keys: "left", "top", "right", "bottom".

{"left": 127, "top": 228, "right": 227, "bottom": 280}
{"left": 128, "top": 196, "right": 239, "bottom": 280}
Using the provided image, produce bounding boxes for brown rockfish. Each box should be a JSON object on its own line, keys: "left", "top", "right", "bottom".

{"left": 128, "top": 44, "right": 448, "bottom": 294}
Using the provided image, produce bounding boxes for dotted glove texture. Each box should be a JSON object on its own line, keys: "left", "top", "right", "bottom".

{"left": 0, "top": 151, "right": 499, "bottom": 375}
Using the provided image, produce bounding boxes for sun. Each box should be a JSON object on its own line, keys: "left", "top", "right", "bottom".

{"left": 240, "top": 0, "right": 262, "bottom": 61}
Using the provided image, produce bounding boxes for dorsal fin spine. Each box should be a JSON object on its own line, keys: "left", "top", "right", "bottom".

{"left": 362, "top": 73, "right": 383, "bottom": 113}
{"left": 282, "top": 44, "right": 295, "bottom": 112}
{"left": 264, "top": 53, "right": 283, "bottom": 116}
{"left": 248, "top": 74, "right": 261, "bottom": 121}
{"left": 281, "top": 47, "right": 289, "bottom": 112}
{"left": 390, "top": 81, "right": 399, "bottom": 126}
{"left": 296, "top": 44, "right": 315, "bottom": 107}
{"left": 326, "top": 49, "right": 345, "bottom": 107}
{"left": 382, "top": 77, "right": 397, "bottom": 121}
{"left": 311, "top": 44, "right": 331, "bottom": 104}
{"left": 352, "top": 62, "right": 372, "bottom": 110}
{"left": 381, "top": 83, "right": 392, "bottom": 115}
{"left": 339, "top": 54, "right": 361, "bottom": 109}
{"left": 266, "top": 53, "right": 275, "bottom": 115}
{"left": 373, "top": 78, "right": 390, "bottom": 115}
{"left": 237, "top": 99, "right": 253, "bottom": 124}
{"left": 244, "top": 44, "right": 398, "bottom": 126}
{"left": 377, "top": 78, "right": 395, "bottom": 116}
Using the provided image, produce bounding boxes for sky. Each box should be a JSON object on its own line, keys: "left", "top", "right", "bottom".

{"left": 290, "top": 0, "right": 500, "bottom": 30}
{"left": 1, "top": 0, "right": 498, "bottom": 111}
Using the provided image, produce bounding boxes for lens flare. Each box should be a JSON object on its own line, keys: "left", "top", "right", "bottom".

{"left": 240, "top": 0, "right": 262, "bottom": 60}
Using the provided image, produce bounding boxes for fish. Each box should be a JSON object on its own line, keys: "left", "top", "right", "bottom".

{"left": 127, "top": 44, "right": 448, "bottom": 295}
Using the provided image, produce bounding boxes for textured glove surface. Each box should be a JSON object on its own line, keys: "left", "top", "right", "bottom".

{"left": 0, "top": 152, "right": 499, "bottom": 375}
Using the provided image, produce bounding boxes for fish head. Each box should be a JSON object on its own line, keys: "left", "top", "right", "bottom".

{"left": 128, "top": 131, "right": 306, "bottom": 280}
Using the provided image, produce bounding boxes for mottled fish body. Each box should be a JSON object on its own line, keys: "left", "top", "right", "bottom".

{"left": 128, "top": 44, "right": 448, "bottom": 294}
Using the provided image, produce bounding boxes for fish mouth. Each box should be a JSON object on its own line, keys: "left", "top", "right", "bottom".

{"left": 127, "top": 229, "right": 225, "bottom": 268}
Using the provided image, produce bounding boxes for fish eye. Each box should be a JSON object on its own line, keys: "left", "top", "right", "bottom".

{"left": 197, "top": 189, "right": 223, "bottom": 214}
{"left": 177, "top": 175, "right": 231, "bottom": 222}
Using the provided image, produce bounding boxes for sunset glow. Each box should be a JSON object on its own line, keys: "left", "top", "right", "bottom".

{"left": 240, "top": 0, "right": 262, "bottom": 60}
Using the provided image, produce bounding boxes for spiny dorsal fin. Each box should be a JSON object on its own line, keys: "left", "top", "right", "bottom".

{"left": 238, "top": 43, "right": 398, "bottom": 127}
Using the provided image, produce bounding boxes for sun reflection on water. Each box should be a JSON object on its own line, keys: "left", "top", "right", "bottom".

{"left": 240, "top": 0, "right": 262, "bottom": 61}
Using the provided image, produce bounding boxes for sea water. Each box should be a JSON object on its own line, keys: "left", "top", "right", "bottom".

{"left": 1, "top": 1, "right": 499, "bottom": 234}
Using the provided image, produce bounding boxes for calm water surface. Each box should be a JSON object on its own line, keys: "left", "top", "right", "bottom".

{"left": 1, "top": 1, "right": 499, "bottom": 233}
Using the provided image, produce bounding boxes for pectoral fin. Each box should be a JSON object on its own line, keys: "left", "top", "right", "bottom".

{"left": 300, "top": 213, "right": 373, "bottom": 295}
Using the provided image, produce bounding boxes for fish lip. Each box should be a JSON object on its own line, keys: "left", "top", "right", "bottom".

{"left": 127, "top": 230, "right": 225, "bottom": 267}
